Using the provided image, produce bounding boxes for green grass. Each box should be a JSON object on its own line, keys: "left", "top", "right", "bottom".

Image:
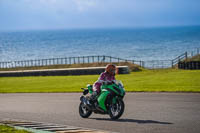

{"left": 0, "top": 125, "right": 31, "bottom": 133}
{"left": 0, "top": 69, "right": 200, "bottom": 93}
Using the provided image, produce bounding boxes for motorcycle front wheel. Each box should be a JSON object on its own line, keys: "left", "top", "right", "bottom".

{"left": 79, "top": 102, "right": 92, "bottom": 118}
{"left": 108, "top": 99, "right": 125, "bottom": 120}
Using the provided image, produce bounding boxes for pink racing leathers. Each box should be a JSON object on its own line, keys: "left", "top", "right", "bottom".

{"left": 93, "top": 72, "right": 116, "bottom": 94}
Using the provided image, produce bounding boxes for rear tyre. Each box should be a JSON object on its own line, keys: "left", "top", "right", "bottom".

{"left": 109, "top": 99, "right": 124, "bottom": 120}
{"left": 79, "top": 102, "right": 92, "bottom": 118}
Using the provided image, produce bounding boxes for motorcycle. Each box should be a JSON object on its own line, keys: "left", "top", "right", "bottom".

{"left": 79, "top": 80, "right": 125, "bottom": 120}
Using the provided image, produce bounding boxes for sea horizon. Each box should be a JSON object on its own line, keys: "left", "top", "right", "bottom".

{"left": 0, "top": 25, "right": 200, "bottom": 62}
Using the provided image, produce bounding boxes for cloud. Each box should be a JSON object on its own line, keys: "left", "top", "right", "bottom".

{"left": 0, "top": 0, "right": 200, "bottom": 31}
{"left": 73, "top": 0, "right": 98, "bottom": 12}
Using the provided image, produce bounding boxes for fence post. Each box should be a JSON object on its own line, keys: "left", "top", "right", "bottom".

{"left": 52, "top": 59, "right": 54, "bottom": 65}
{"left": 60, "top": 58, "right": 62, "bottom": 65}
{"left": 64, "top": 58, "right": 66, "bottom": 64}
{"left": 97, "top": 55, "right": 99, "bottom": 63}
{"left": 97, "top": 56, "right": 99, "bottom": 63}
{"left": 69, "top": 57, "right": 71, "bottom": 64}
{"left": 103, "top": 56, "right": 105, "bottom": 62}
{"left": 185, "top": 52, "right": 188, "bottom": 60}
{"left": 13, "top": 61, "right": 15, "bottom": 68}
{"left": 78, "top": 57, "right": 80, "bottom": 64}
{"left": 73, "top": 57, "right": 75, "bottom": 64}
{"left": 92, "top": 56, "right": 94, "bottom": 63}
{"left": 5, "top": 62, "right": 7, "bottom": 68}
{"left": 40, "top": 59, "right": 44, "bottom": 66}
{"left": 46, "top": 59, "right": 48, "bottom": 66}
{"left": 66, "top": 58, "right": 68, "bottom": 64}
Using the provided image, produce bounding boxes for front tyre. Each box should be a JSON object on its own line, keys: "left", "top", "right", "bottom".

{"left": 79, "top": 102, "right": 92, "bottom": 118}
{"left": 109, "top": 99, "right": 125, "bottom": 120}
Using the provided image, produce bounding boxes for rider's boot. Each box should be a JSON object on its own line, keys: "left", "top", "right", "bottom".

{"left": 89, "top": 91, "right": 98, "bottom": 108}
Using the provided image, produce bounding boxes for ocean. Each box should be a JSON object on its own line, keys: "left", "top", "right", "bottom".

{"left": 0, "top": 26, "right": 200, "bottom": 62}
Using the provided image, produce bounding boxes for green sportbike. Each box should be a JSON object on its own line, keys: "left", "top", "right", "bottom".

{"left": 79, "top": 80, "right": 125, "bottom": 120}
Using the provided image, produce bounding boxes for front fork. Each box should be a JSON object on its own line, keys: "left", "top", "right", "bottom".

{"left": 80, "top": 96, "right": 91, "bottom": 110}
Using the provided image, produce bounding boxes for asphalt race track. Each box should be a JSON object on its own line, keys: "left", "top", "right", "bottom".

{"left": 0, "top": 93, "right": 200, "bottom": 133}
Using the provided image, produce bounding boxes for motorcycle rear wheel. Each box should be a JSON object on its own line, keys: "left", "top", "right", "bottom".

{"left": 79, "top": 102, "right": 92, "bottom": 118}
{"left": 108, "top": 99, "right": 124, "bottom": 120}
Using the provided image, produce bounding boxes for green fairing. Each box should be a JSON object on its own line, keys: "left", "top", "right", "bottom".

{"left": 97, "top": 84, "right": 120, "bottom": 111}
{"left": 86, "top": 81, "right": 125, "bottom": 112}
{"left": 102, "top": 84, "right": 122, "bottom": 95}
{"left": 97, "top": 89, "right": 110, "bottom": 111}
{"left": 87, "top": 85, "right": 93, "bottom": 94}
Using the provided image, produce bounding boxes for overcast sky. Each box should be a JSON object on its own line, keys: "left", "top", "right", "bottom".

{"left": 0, "top": 0, "right": 200, "bottom": 31}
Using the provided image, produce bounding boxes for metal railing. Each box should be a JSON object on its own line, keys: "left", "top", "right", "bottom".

{"left": 0, "top": 55, "right": 143, "bottom": 69}
{"left": 143, "top": 60, "right": 172, "bottom": 69}
{"left": 1, "top": 48, "right": 199, "bottom": 69}
{"left": 172, "top": 52, "right": 188, "bottom": 67}
{"left": 172, "top": 48, "right": 200, "bottom": 68}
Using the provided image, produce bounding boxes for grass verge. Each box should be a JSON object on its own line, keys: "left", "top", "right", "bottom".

{"left": 0, "top": 125, "right": 31, "bottom": 133}
{"left": 0, "top": 69, "right": 200, "bottom": 93}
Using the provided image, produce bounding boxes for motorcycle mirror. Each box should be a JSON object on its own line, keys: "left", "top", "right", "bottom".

{"left": 83, "top": 89, "right": 89, "bottom": 95}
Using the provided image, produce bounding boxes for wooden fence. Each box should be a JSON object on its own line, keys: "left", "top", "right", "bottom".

{"left": 1, "top": 47, "right": 199, "bottom": 69}
{"left": 171, "top": 52, "right": 188, "bottom": 68}
{"left": 178, "top": 61, "right": 200, "bottom": 69}
{"left": 0, "top": 55, "right": 143, "bottom": 69}
{"left": 172, "top": 48, "right": 200, "bottom": 68}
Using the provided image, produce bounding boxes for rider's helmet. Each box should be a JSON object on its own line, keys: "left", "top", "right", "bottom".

{"left": 105, "top": 64, "right": 117, "bottom": 76}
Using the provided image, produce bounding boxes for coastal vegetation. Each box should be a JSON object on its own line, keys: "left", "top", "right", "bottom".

{"left": 185, "top": 54, "right": 200, "bottom": 62}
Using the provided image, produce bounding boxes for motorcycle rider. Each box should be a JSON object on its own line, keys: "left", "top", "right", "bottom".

{"left": 89, "top": 64, "right": 117, "bottom": 104}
